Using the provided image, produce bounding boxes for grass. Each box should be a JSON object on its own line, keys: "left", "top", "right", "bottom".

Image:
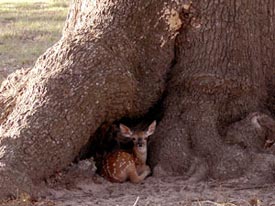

{"left": 0, "top": 0, "right": 69, "bottom": 80}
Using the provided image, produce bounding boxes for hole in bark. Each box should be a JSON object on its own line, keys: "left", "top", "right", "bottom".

{"left": 75, "top": 98, "right": 164, "bottom": 174}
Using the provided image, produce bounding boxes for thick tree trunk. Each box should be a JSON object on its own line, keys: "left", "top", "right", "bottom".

{"left": 0, "top": 0, "right": 180, "bottom": 197}
{"left": 150, "top": 0, "right": 275, "bottom": 181}
{"left": 0, "top": 0, "right": 274, "bottom": 198}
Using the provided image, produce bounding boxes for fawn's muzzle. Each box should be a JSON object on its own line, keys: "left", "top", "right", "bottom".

{"left": 137, "top": 143, "right": 143, "bottom": 147}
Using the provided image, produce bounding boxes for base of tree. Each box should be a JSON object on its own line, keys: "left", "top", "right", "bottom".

{"left": 3, "top": 157, "right": 274, "bottom": 206}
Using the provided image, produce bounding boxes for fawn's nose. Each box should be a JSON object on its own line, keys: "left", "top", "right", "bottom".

{"left": 138, "top": 143, "right": 143, "bottom": 147}
{"left": 137, "top": 138, "right": 143, "bottom": 147}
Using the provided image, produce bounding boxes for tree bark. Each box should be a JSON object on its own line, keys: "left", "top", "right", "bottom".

{"left": 0, "top": 0, "right": 274, "bottom": 198}
{"left": 0, "top": 0, "right": 181, "bottom": 197}
{"left": 150, "top": 0, "right": 275, "bottom": 181}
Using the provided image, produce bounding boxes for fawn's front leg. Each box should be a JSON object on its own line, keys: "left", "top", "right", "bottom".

{"left": 127, "top": 164, "right": 151, "bottom": 183}
{"left": 136, "top": 164, "right": 151, "bottom": 175}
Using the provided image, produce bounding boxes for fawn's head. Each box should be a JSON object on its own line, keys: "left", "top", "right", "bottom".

{"left": 119, "top": 121, "right": 156, "bottom": 153}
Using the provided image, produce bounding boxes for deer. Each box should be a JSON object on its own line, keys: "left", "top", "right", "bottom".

{"left": 101, "top": 120, "right": 156, "bottom": 183}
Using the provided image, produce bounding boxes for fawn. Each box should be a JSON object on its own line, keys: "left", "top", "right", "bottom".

{"left": 101, "top": 121, "right": 156, "bottom": 183}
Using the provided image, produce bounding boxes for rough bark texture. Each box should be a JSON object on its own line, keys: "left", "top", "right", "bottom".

{"left": 0, "top": 0, "right": 181, "bottom": 198}
{"left": 0, "top": 0, "right": 274, "bottom": 199}
{"left": 150, "top": 0, "right": 275, "bottom": 182}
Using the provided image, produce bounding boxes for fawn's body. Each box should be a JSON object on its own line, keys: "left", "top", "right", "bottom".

{"left": 101, "top": 121, "right": 156, "bottom": 183}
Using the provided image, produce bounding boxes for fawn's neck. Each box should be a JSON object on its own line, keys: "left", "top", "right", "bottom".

{"left": 133, "top": 147, "right": 147, "bottom": 164}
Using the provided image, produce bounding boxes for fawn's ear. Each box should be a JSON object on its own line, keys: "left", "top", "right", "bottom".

{"left": 119, "top": 124, "right": 133, "bottom": 137}
{"left": 146, "top": 120, "right": 156, "bottom": 136}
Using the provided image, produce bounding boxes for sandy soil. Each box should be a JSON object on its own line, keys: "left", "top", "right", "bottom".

{"left": 28, "top": 158, "right": 274, "bottom": 206}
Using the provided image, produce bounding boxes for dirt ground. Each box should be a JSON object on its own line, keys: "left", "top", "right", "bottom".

{"left": 3, "top": 158, "right": 273, "bottom": 206}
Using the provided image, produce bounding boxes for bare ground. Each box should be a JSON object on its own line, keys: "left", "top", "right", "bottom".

{"left": 4, "top": 158, "right": 274, "bottom": 206}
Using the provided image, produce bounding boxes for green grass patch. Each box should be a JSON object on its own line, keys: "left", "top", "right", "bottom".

{"left": 0, "top": 0, "right": 69, "bottom": 72}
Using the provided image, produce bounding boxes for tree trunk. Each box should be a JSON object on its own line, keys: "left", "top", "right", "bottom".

{"left": 150, "top": 0, "right": 275, "bottom": 181}
{"left": 0, "top": 0, "right": 274, "bottom": 198}
{"left": 0, "top": 0, "right": 180, "bottom": 197}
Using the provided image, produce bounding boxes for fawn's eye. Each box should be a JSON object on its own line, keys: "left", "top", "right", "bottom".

{"left": 144, "top": 137, "right": 148, "bottom": 141}
{"left": 132, "top": 138, "right": 136, "bottom": 141}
